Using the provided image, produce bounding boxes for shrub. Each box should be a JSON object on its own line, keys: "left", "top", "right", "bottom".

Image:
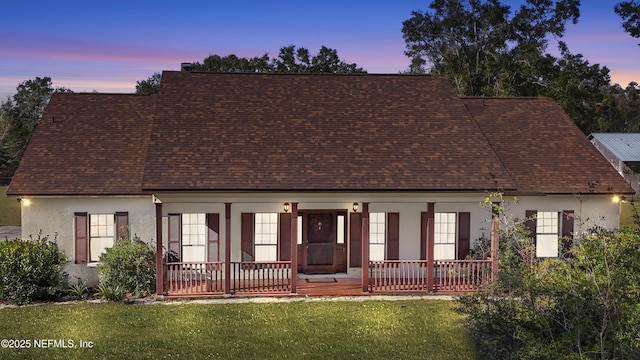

{"left": 97, "top": 235, "right": 155, "bottom": 298}
{"left": 67, "top": 277, "right": 90, "bottom": 300}
{"left": 96, "top": 283, "right": 124, "bottom": 302}
{"left": 0, "top": 233, "right": 68, "bottom": 304}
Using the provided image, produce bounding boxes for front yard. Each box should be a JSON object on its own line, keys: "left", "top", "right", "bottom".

{"left": 0, "top": 299, "right": 475, "bottom": 359}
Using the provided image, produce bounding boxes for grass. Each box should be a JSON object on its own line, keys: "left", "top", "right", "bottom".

{"left": 620, "top": 200, "right": 639, "bottom": 230}
{"left": 0, "top": 300, "right": 475, "bottom": 359}
{"left": 0, "top": 186, "right": 20, "bottom": 226}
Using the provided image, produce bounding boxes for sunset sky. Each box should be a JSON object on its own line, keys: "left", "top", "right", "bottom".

{"left": 1, "top": 1, "right": 638, "bottom": 100}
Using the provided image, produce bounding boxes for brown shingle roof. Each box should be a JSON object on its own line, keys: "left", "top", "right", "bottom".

{"left": 7, "top": 93, "right": 155, "bottom": 196}
{"left": 140, "top": 72, "right": 515, "bottom": 191}
{"left": 463, "top": 97, "right": 633, "bottom": 195}
{"left": 8, "top": 73, "right": 629, "bottom": 196}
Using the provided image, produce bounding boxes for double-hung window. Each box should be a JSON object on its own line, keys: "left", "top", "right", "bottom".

{"left": 89, "top": 214, "right": 115, "bottom": 262}
{"left": 369, "top": 212, "right": 387, "bottom": 261}
{"left": 535, "top": 211, "right": 559, "bottom": 257}
{"left": 434, "top": 213, "right": 456, "bottom": 260}
{"left": 181, "top": 213, "right": 206, "bottom": 262}
{"left": 254, "top": 213, "right": 278, "bottom": 261}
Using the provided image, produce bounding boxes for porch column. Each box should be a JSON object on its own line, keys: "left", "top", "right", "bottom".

{"left": 490, "top": 204, "right": 499, "bottom": 282}
{"left": 361, "top": 202, "right": 370, "bottom": 293}
{"left": 290, "top": 203, "right": 298, "bottom": 293}
{"left": 155, "top": 202, "right": 164, "bottom": 296}
{"left": 426, "top": 202, "right": 435, "bottom": 292}
{"left": 224, "top": 203, "right": 232, "bottom": 295}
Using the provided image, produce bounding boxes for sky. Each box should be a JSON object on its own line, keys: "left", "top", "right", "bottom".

{"left": 1, "top": 1, "right": 639, "bottom": 100}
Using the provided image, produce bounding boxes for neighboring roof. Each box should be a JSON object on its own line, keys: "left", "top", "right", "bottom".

{"left": 141, "top": 72, "right": 515, "bottom": 191}
{"left": 8, "top": 72, "right": 633, "bottom": 196}
{"left": 590, "top": 133, "right": 640, "bottom": 162}
{"left": 463, "top": 98, "right": 633, "bottom": 195}
{"left": 7, "top": 93, "right": 155, "bottom": 196}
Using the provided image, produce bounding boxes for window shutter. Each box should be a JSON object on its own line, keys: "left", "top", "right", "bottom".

{"left": 168, "top": 214, "right": 181, "bottom": 262}
{"left": 349, "top": 213, "right": 362, "bottom": 267}
{"left": 279, "top": 213, "right": 292, "bottom": 261}
{"left": 420, "top": 212, "right": 427, "bottom": 260}
{"left": 457, "top": 212, "right": 471, "bottom": 260}
{"left": 115, "top": 212, "right": 129, "bottom": 241}
{"left": 74, "top": 212, "right": 88, "bottom": 264}
{"left": 525, "top": 210, "right": 537, "bottom": 240}
{"left": 561, "top": 210, "right": 574, "bottom": 254}
{"left": 386, "top": 213, "right": 400, "bottom": 260}
{"left": 241, "top": 213, "right": 254, "bottom": 261}
{"left": 206, "top": 213, "right": 220, "bottom": 262}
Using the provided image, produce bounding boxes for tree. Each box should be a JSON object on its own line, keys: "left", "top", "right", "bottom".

{"left": 402, "top": 0, "right": 580, "bottom": 96}
{"left": 616, "top": 1, "right": 640, "bottom": 44}
{"left": 135, "top": 72, "right": 161, "bottom": 95}
{"left": 135, "top": 45, "right": 365, "bottom": 93}
{"left": 0, "top": 77, "right": 69, "bottom": 180}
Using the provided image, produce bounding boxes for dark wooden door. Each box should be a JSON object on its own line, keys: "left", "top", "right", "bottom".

{"left": 301, "top": 212, "right": 347, "bottom": 274}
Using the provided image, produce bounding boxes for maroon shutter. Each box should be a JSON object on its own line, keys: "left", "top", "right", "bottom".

{"left": 206, "top": 213, "right": 220, "bottom": 262}
{"left": 525, "top": 210, "right": 537, "bottom": 240}
{"left": 74, "top": 212, "right": 88, "bottom": 264}
{"left": 241, "top": 213, "right": 254, "bottom": 261}
{"left": 457, "top": 212, "right": 471, "bottom": 260}
{"left": 420, "top": 212, "right": 427, "bottom": 260}
{"left": 350, "top": 213, "right": 362, "bottom": 267}
{"left": 562, "top": 210, "right": 574, "bottom": 254}
{"left": 387, "top": 213, "right": 400, "bottom": 260}
{"left": 115, "top": 212, "right": 129, "bottom": 241}
{"left": 279, "top": 213, "right": 292, "bottom": 261}
{"left": 168, "top": 214, "right": 181, "bottom": 262}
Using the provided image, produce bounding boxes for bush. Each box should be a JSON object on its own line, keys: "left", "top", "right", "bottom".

{"left": 97, "top": 236, "right": 155, "bottom": 298}
{"left": 0, "top": 233, "right": 68, "bottom": 304}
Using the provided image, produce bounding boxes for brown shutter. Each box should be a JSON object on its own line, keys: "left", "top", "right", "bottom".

{"left": 168, "top": 214, "right": 181, "bottom": 262}
{"left": 206, "top": 213, "right": 220, "bottom": 262}
{"left": 525, "top": 210, "right": 537, "bottom": 240}
{"left": 561, "top": 210, "right": 574, "bottom": 254}
{"left": 115, "top": 212, "right": 129, "bottom": 241}
{"left": 457, "top": 212, "right": 471, "bottom": 260}
{"left": 74, "top": 212, "right": 88, "bottom": 264}
{"left": 349, "top": 213, "right": 362, "bottom": 267}
{"left": 241, "top": 213, "right": 254, "bottom": 261}
{"left": 279, "top": 213, "right": 292, "bottom": 261}
{"left": 420, "top": 212, "right": 428, "bottom": 260}
{"left": 386, "top": 212, "right": 400, "bottom": 260}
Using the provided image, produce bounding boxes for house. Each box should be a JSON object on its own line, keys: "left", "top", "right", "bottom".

{"left": 7, "top": 72, "right": 632, "bottom": 296}
{"left": 590, "top": 133, "right": 640, "bottom": 194}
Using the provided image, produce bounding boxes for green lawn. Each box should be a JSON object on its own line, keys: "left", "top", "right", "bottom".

{"left": 0, "top": 300, "right": 475, "bottom": 359}
{"left": 620, "top": 200, "right": 639, "bottom": 229}
{"left": 0, "top": 186, "right": 20, "bottom": 226}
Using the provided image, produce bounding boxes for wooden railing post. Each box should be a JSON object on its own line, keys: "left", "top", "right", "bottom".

{"left": 224, "top": 203, "right": 232, "bottom": 295}
{"left": 155, "top": 201, "right": 164, "bottom": 296}
{"left": 490, "top": 207, "right": 499, "bottom": 282}
{"left": 290, "top": 202, "right": 298, "bottom": 293}
{"left": 361, "top": 202, "right": 370, "bottom": 293}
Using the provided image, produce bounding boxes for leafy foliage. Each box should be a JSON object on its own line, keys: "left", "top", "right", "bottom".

{"left": 0, "top": 233, "right": 68, "bottom": 304}
{"left": 135, "top": 45, "right": 365, "bottom": 95}
{"left": 456, "top": 197, "right": 640, "bottom": 359}
{"left": 97, "top": 235, "right": 155, "bottom": 299}
{"left": 616, "top": 1, "right": 640, "bottom": 44}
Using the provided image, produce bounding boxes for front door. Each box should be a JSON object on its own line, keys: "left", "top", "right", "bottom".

{"left": 300, "top": 211, "right": 347, "bottom": 274}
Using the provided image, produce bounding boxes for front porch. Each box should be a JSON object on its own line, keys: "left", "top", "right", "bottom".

{"left": 161, "top": 259, "right": 494, "bottom": 297}
{"left": 154, "top": 201, "right": 499, "bottom": 297}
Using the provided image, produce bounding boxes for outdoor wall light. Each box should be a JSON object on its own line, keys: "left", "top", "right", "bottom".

{"left": 352, "top": 202, "right": 359, "bottom": 213}
{"left": 283, "top": 202, "right": 290, "bottom": 213}
{"left": 612, "top": 195, "right": 625, "bottom": 203}
{"left": 18, "top": 198, "right": 31, "bottom": 206}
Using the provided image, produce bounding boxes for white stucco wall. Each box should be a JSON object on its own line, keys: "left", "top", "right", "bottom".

{"left": 17, "top": 192, "right": 621, "bottom": 284}
{"left": 20, "top": 196, "right": 156, "bottom": 286}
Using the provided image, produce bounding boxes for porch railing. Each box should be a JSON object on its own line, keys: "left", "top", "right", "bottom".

{"left": 433, "top": 259, "right": 492, "bottom": 292}
{"left": 230, "top": 261, "right": 292, "bottom": 293}
{"left": 368, "top": 259, "right": 492, "bottom": 293}
{"left": 166, "top": 262, "right": 224, "bottom": 295}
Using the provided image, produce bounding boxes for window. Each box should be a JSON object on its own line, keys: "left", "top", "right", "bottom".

{"left": 535, "top": 211, "right": 559, "bottom": 257}
{"left": 254, "top": 213, "right": 278, "bottom": 261}
{"left": 181, "top": 213, "right": 206, "bottom": 262}
{"left": 369, "top": 212, "right": 386, "bottom": 261}
{"left": 434, "top": 213, "right": 456, "bottom": 260}
{"left": 89, "top": 214, "right": 115, "bottom": 262}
